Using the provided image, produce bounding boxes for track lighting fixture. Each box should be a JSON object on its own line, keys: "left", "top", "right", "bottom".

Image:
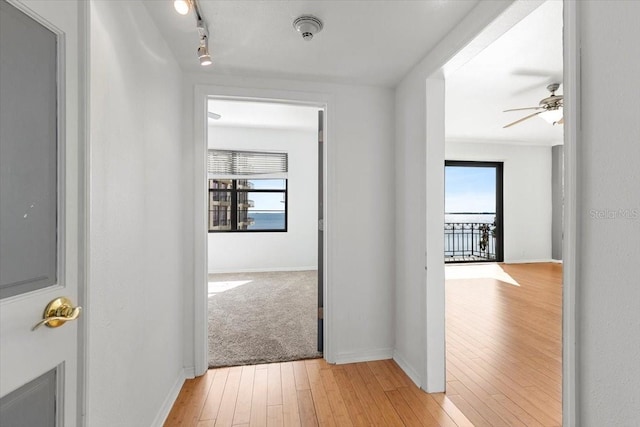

{"left": 198, "top": 36, "right": 212, "bottom": 66}
{"left": 173, "top": 0, "right": 213, "bottom": 66}
{"left": 173, "top": 0, "right": 191, "bottom": 15}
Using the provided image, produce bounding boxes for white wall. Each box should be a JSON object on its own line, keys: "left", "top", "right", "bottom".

{"left": 208, "top": 126, "right": 317, "bottom": 273}
{"left": 578, "top": 2, "right": 640, "bottom": 425}
{"left": 89, "top": 1, "right": 185, "bottom": 425}
{"left": 445, "top": 141, "right": 552, "bottom": 263}
{"left": 183, "top": 74, "right": 396, "bottom": 368}
{"left": 394, "top": 1, "right": 514, "bottom": 391}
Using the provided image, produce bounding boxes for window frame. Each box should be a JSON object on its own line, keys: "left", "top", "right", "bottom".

{"left": 208, "top": 178, "right": 288, "bottom": 233}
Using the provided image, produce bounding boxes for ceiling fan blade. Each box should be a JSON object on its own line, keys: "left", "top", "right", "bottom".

{"left": 503, "top": 111, "right": 544, "bottom": 128}
{"left": 503, "top": 106, "right": 544, "bottom": 112}
{"left": 208, "top": 112, "right": 221, "bottom": 120}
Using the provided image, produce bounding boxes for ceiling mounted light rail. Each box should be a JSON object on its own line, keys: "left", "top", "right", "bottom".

{"left": 173, "top": 0, "right": 213, "bottom": 66}
{"left": 293, "top": 15, "right": 323, "bottom": 41}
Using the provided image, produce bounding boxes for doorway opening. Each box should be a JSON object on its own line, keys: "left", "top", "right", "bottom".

{"left": 440, "top": 1, "right": 565, "bottom": 424}
{"left": 205, "top": 98, "right": 324, "bottom": 367}
{"left": 445, "top": 161, "right": 504, "bottom": 263}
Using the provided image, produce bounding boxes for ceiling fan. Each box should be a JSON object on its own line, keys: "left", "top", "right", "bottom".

{"left": 503, "top": 83, "right": 563, "bottom": 128}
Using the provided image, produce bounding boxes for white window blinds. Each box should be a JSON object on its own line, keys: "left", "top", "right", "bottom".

{"left": 208, "top": 150, "right": 288, "bottom": 177}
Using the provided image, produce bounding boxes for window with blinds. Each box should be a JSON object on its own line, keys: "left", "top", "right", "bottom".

{"left": 207, "top": 150, "right": 288, "bottom": 232}
{"left": 207, "top": 150, "right": 288, "bottom": 177}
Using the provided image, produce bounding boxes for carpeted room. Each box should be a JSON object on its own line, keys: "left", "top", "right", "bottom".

{"left": 206, "top": 100, "right": 322, "bottom": 368}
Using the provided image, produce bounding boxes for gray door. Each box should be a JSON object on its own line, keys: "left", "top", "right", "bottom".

{"left": 0, "top": 0, "right": 82, "bottom": 425}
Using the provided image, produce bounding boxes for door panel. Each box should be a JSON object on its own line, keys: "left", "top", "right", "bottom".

{"left": 0, "top": 369, "right": 56, "bottom": 427}
{"left": 0, "top": 0, "right": 82, "bottom": 425}
{"left": 0, "top": 0, "right": 58, "bottom": 299}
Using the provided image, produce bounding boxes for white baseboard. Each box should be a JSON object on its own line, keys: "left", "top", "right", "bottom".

{"left": 503, "top": 258, "right": 555, "bottom": 264}
{"left": 333, "top": 347, "right": 394, "bottom": 365}
{"left": 551, "top": 259, "right": 563, "bottom": 264}
{"left": 184, "top": 366, "right": 196, "bottom": 379}
{"left": 151, "top": 368, "right": 187, "bottom": 427}
{"left": 208, "top": 266, "right": 318, "bottom": 274}
{"left": 393, "top": 350, "right": 421, "bottom": 388}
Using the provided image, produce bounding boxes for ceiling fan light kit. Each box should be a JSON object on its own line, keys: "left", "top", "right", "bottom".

{"left": 503, "top": 83, "right": 564, "bottom": 128}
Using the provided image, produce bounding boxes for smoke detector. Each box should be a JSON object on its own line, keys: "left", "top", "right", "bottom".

{"left": 293, "top": 15, "right": 323, "bottom": 41}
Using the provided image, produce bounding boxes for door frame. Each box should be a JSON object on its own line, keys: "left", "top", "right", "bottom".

{"left": 423, "top": 0, "right": 579, "bottom": 424}
{"left": 192, "top": 85, "right": 333, "bottom": 375}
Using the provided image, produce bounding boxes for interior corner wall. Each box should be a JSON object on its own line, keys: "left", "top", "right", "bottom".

{"left": 207, "top": 126, "right": 318, "bottom": 273}
{"left": 89, "top": 1, "right": 185, "bottom": 425}
{"left": 182, "top": 73, "right": 395, "bottom": 367}
{"left": 578, "top": 2, "right": 640, "bottom": 425}
{"left": 445, "top": 141, "right": 552, "bottom": 263}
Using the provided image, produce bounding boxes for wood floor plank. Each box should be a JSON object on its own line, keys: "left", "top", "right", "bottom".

{"left": 180, "top": 371, "right": 216, "bottom": 426}
{"left": 200, "top": 368, "right": 230, "bottom": 421}
{"left": 215, "top": 366, "right": 242, "bottom": 427}
{"left": 296, "top": 389, "right": 318, "bottom": 427}
{"left": 491, "top": 393, "right": 545, "bottom": 427}
{"left": 250, "top": 367, "right": 269, "bottom": 427}
{"left": 267, "top": 364, "right": 283, "bottom": 406}
{"left": 280, "top": 362, "right": 301, "bottom": 427}
{"left": 354, "top": 363, "right": 404, "bottom": 426}
{"left": 384, "top": 359, "right": 415, "bottom": 388}
{"left": 331, "top": 367, "right": 371, "bottom": 427}
{"left": 343, "top": 364, "right": 388, "bottom": 427}
{"left": 395, "top": 387, "right": 443, "bottom": 427}
{"left": 367, "top": 360, "right": 396, "bottom": 391}
{"left": 292, "top": 361, "right": 310, "bottom": 391}
{"left": 233, "top": 365, "right": 256, "bottom": 425}
{"left": 385, "top": 389, "right": 424, "bottom": 427}
{"left": 165, "top": 377, "right": 196, "bottom": 426}
{"left": 429, "top": 392, "right": 474, "bottom": 427}
{"left": 267, "top": 405, "right": 284, "bottom": 427}
{"left": 319, "top": 366, "right": 353, "bottom": 426}
{"left": 305, "top": 359, "right": 336, "bottom": 426}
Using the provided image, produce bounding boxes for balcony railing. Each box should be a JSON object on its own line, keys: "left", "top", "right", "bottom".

{"left": 445, "top": 222, "right": 497, "bottom": 263}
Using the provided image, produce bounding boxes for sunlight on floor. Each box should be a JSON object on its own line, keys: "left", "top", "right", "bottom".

{"left": 445, "top": 263, "right": 520, "bottom": 286}
{"left": 208, "top": 280, "right": 253, "bottom": 296}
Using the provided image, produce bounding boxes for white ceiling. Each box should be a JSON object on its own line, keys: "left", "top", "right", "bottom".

{"left": 144, "top": 0, "right": 478, "bottom": 87}
{"left": 145, "top": 0, "right": 562, "bottom": 144}
{"left": 207, "top": 99, "right": 319, "bottom": 131}
{"left": 445, "top": 0, "right": 564, "bottom": 146}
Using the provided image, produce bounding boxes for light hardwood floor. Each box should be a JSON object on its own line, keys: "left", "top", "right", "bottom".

{"left": 166, "top": 263, "right": 562, "bottom": 426}
{"left": 165, "top": 358, "right": 473, "bottom": 427}
{"left": 445, "top": 262, "right": 562, "bottom": 426}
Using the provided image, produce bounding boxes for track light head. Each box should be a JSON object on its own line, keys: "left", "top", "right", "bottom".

{"left": 173, "top": 0, "right": 191, "bottom": 15}
{"left": 198, "top": 37, "right": 212, "bottom": 66}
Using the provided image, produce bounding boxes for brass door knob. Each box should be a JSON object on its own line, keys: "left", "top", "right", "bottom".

{"left": 32, "top": 297, "right": 82, "bottom": 331}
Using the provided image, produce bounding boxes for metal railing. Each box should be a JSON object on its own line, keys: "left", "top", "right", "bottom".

{"left": 444, "top": 222, "right": 497, "bottom": 262}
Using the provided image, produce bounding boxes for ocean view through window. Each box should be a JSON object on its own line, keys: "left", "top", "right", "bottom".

{"left": 208, "top": 178, "right": 287, "bottom": 232}
{"left": 445, "top": 161, "right": 503, "bottom": 262}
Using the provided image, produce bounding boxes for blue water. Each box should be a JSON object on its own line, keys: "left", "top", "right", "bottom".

{"left": 248, "top": 212, "right": 286, "bottom": 230}
{"left": 445, "top": 213, "right": 495, "bottom": 224}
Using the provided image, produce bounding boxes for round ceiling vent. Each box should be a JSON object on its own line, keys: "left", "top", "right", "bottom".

{"left": 293, "top": 15, "right": 323, "bottom": 41}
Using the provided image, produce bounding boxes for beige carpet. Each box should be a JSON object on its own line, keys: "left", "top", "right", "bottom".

{"left": 208, "top": 270, "right": 321, "bottom": 367}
